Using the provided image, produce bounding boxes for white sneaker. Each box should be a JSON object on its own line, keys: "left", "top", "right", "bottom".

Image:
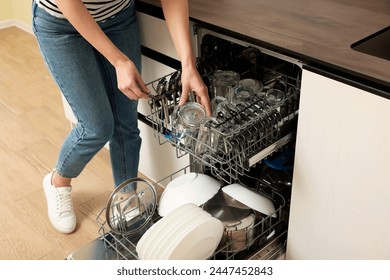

{"left": 43, "top": 171, "right": 76, "bottom": 234}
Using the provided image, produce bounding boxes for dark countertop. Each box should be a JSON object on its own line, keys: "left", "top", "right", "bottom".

{"left": 137, "top": 0, "right": 390, "bottom": 93}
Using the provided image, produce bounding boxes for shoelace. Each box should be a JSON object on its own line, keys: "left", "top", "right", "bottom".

{"left": 56, "top": 190, "right": 73, "bottom": 216}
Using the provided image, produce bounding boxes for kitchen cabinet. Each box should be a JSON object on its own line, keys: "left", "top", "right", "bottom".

{"left": 287, "top": 69, "right": 390, "bottom": 259}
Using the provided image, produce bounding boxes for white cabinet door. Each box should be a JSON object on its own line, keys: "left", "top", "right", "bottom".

{"left": 138, "top": 121, "right": 189, "bottom": 186}
{"left": 286, "top": 70, "right": 390, "bottom": 259}
{"left": 137, "top": 12, "right": 198, "bottom": 60}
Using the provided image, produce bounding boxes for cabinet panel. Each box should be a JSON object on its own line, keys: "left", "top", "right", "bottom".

{"left": 138, "top": 121, "right": 189, "bottom": 186}
{"left": 287, "top": 69, "right": 390, "bottom": 259}
{"left": 137, "top": 12, "right": 198, "bottom": 60}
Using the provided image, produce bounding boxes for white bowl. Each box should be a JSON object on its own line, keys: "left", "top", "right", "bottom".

{"left": 222, "top": 183, "right": 277, "bottom": 217}
{"left": 158, "top": 173, "right": 221, "bottom": 217}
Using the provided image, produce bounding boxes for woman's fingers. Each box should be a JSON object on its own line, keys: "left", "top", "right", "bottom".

{"left": 121, "top": 85, "right": 150, "bottom": 100}
{"left": 116, "top": 62, "right": 151, "bottom": 100}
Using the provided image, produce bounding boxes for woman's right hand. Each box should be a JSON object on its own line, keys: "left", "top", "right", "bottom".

{"left": 54, "top": 1, "right": 150, "bottom": 100}
{"left": 115, "top": 57, "right": 151, "bottom": 100}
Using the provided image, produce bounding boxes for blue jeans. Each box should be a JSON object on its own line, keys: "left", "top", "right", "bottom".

{"left": 32, "top": 2, "right": 142, "bottom": 188}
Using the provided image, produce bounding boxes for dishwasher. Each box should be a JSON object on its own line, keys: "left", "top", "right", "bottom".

{"left": 67, "top": 25, "right": 302, "bottom": 261}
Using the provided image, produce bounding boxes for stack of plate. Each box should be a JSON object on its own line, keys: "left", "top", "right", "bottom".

{"left": 136, "top": 203, "right": 224, "bottom": 260}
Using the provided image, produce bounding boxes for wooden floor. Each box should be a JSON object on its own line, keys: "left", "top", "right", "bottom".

{"left": 0, "top": 26, "right": 137, "bottom": 260}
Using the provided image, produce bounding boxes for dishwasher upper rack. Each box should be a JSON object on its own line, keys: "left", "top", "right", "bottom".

{"left": 145, "top": 67, "right": 300, "bottom": 183}
{"left": 95, "top": 164, "right": 287, "bottom": 260}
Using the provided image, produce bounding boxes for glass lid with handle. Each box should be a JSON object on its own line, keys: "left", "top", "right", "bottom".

{"left": 105, "top": 177, "right": 157, "bottom": 236}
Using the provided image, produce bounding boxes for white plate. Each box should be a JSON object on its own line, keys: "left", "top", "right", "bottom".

{"left": 136, "top": 203, "right": 199, "bottom": 259}
{"left": 222, "top": 184, "right": 277, "bottom": 218}
{"left": 137, "top": 203, "right": 199, "bottom": 259}
{"left": 155, "top": 212, "right": 210, "bottom": 260}
{"left": 145, "top": 206, "right": 202, "bottom": 260}
{"left": 152, "top": 210, "right": 211, "bottom": 259}
{"left": 162, "top": 215, "right": 224, "bottom": 260}
{"left": 148, "top": 205, "right": 207, "bottom": 260}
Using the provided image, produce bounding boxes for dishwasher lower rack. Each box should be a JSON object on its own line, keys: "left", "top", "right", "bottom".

{"left": 95, "top": 165, "right": 287, "bottom": 260}
{"left": 145, "top": 68, "right": 300, "bottom": 184}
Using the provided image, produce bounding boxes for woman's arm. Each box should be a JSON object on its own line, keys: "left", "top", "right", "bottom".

{"left": 160, "top": 0, "right": 212, "bottom": 116}
{"left": 55, "top": 0, "right": 150, "bottom": 100}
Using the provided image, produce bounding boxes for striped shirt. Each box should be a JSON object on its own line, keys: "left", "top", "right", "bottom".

{"left": 35, "top": 0, "right": 131, "bottom": 22}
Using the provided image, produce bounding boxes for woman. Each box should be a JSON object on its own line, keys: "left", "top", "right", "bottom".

{"left": 32, "top": 0, "right": 211, "bottom": 234}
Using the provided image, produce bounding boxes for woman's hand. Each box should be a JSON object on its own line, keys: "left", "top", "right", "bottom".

{"left": 179, "top": 65, "right": 212, "bottom": 116}
{"left": 115, "top": 57, "right": 150, "bottom": 100}
{"left": 160, "top": 0, "right": 212, "bottom": 116}
{"left": 55, "top": 0, "right": 150, "bottom": 101}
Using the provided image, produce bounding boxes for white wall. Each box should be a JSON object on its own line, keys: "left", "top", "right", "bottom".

{"left": 0, "top": 0, "right": 33, "bottom": 32}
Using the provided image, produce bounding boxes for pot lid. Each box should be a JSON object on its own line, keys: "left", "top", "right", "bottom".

{"left": 105, "top": 177, "right": 157, "bottom": 235}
